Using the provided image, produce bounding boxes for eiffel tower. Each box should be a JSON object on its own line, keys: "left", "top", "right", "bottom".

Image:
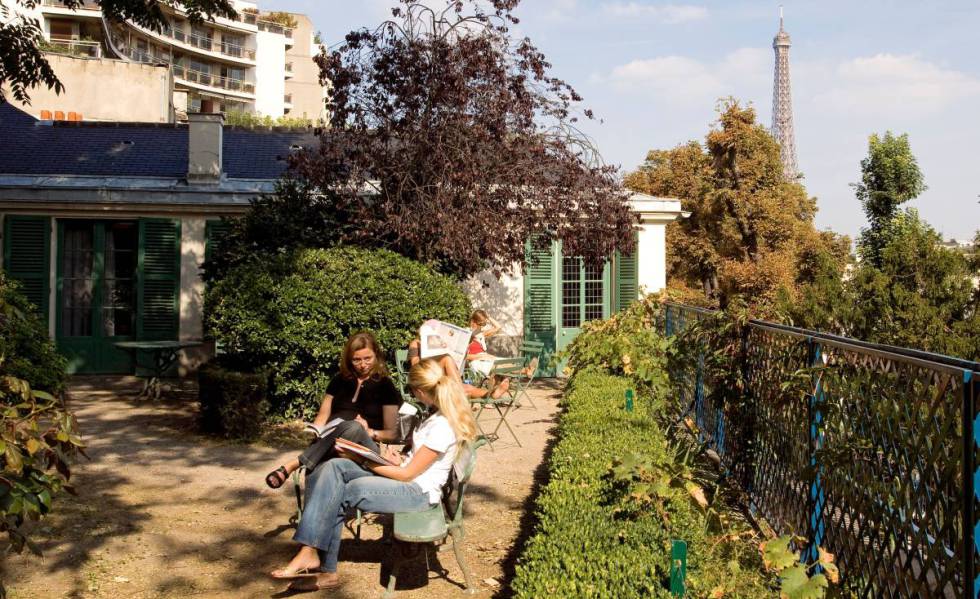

{"left": 771, "top": 6, "right": 799, "bottom": 180}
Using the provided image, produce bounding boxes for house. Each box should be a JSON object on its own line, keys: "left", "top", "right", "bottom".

{"left": 464, "top": 194, "right": 685, "bottom": 375}
{"left": 0, "top": 103, "right": 314, "bottom": 374}
{"left": 0, "top": 102, "right": 685, "bottom": 376}
{"left": 12, "top": 1, "right": 325, "bottom": 122}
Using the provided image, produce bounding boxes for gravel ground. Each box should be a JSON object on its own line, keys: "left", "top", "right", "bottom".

{"left": 2, "top": 377, "right": 561, "bottom": 599}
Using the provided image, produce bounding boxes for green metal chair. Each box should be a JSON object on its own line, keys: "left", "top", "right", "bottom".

{"left": 382, "top": 437, "right": 488, "bottom": 598}
{"left": 492, "top": 340, "right": 544, "bottom": 409}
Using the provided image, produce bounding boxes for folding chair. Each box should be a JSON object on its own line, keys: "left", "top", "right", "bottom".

{"left": 470, "top": 385, "right": 521, "bottom": 449}
{"left": 493, "top": 340, "right": 543, "bottom": 408}
{"left": 383, "top": 437, "right": 488, "bottom": 598}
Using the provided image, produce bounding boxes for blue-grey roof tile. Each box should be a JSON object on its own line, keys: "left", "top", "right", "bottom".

{"left": 0, "top": 103, "right": 316, "bottom": 180}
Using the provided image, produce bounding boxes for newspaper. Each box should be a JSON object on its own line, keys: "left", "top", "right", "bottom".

{"left": 418, "top": 319, "right": 472, "bottom": 373}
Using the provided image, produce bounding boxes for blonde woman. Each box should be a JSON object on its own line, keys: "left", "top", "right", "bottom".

{"left": 270, "top": 358, "right": 479, "bottom": 591}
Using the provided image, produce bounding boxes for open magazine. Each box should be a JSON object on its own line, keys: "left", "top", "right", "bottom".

{"left": 304, "top": 417, "right": 346, "bottom": 439}
{"left": 419, "top": 319, "right": 472, "bottom": 373}
{"left": 335, "top": 438, "right": 397, "bottom": 467}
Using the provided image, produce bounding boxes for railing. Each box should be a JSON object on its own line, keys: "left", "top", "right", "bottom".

{"left": 172, "top": 65, "right": 255, "bottom": 95}
{"left": 41, "top": 0, "right": 99, "bottom": 9}
{"left": 163, "top": 27, "right": 255, "bottom": 60}
{"left": 256, "top": 19, "right": 293, "bottom": 39}
{"left": 664, "top": 302, "right": 980, "bottom": 598}
{"left": 43, "top": 38, "right": 102, "bottom": 58}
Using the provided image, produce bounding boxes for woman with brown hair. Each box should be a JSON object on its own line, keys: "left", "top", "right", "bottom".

{"left": 264, "top": 332, "right": 401, "bottom": 489}
{"left": 270, "top": 358, "right": 479, "bottom": 589}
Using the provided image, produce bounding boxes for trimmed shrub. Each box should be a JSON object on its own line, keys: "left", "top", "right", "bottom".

{"left": 511, "top": 371, "right": 773, "bottom": 598}
{"left": 0, "top": 272, "right": 67, "bottom": 393}
{"left": 204, "top": 247, "right": 471, "bottom": 420}
{"left": 197, "top": 363, "right": 270, "bottom": 440}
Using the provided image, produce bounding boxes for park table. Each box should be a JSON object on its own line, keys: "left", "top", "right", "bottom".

{"left": 114, "top": 340, "right": 203, "bottom": 399}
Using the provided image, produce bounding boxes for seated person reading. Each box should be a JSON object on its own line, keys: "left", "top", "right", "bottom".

{"left": 407, "top": 320, "right": 509, "bottom": 400}
{"left": 269, "top": 358, "right": 478, "bottom": 591}
{"left": 265, "top": 332, "right": 400, "bottom": 489}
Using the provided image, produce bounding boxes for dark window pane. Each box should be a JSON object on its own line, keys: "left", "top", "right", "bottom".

{"left": 61, "top": 223, "right": 94, "bottom": 337}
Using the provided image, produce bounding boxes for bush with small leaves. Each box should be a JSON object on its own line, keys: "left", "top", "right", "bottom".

{"left": 204, "top": 247, "right": 471, "bottom": 420}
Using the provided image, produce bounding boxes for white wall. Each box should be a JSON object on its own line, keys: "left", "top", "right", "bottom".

{"left": 178, "top": 217, "right": 210, "bottom": 372}
{"left": 253, "top": 29, "right": 286, "bottom": 117}
{"left": 637, "top": 221, "right": 667, "bottom": 294}
{"left": 462, "top": 267, "right": 524, "bottom": 353}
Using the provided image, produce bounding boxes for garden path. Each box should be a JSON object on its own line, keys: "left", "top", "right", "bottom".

{"left": 2, "top": 377, "right": 561, "bottom": 599}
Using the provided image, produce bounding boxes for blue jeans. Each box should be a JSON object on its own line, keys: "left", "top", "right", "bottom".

{"left": 294, "top": 458, "right": 432, "bottom": 573}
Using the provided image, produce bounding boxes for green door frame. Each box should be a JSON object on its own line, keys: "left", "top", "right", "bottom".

{"left": 56, "top": 220, "right": 138, "bottom": 374}
{"left": 524, "top": 241, "right": 613, "bottom": 376}
{"left": 556, "top": 247, "right": 611, "bottom": 366}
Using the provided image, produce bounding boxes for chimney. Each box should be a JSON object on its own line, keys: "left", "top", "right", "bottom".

{"left": 187, "top": 112, "right": 224, "bottom": 184}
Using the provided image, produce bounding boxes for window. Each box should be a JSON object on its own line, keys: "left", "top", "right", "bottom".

{"left": 49, "top": 19, "right": 75, "bottom": 41}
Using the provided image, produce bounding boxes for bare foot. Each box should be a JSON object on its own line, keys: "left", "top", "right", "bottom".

{"left": 491, "top": 378, "right": 510, "bottom": 399}
{"left": 270, "top": 546, "right": 320, "bottom": 579}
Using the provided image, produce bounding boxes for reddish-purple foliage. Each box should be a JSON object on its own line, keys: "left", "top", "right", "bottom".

{"left": 292, "top": 0, "right": 636, "bottom": 277}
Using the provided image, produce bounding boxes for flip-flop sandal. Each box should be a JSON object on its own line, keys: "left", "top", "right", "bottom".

{"left": 288, "top": 577, "right": 342, "bottom": 591}
{"left": 265, "top": 466, "right": 289, "bottom": 489}
{"left": 269, "top": 566, "right": 319, "bottom": 579}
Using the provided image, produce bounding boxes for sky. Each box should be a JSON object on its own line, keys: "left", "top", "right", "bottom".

{"left": 265, "top": 0, "right": 980, "bottom": 241}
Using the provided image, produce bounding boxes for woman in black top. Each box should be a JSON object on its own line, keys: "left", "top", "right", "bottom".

{"left": 265, "top": 332, "right": 401, "bottom": 488}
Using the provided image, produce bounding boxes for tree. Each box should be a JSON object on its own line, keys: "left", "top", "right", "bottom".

{"left": 271, "top": 0, "right": 635, "bottom": 278}
{"left": 0, "top": 0, "right": 235, "bottom": 104}
{"left": 625, "top": 100, "right": 848, "bottom": 315}
{"left": 844, "top": 133, "right": 977, "bottom": 359}
{"left": 852, "top": 132, "right": 927, "bottom": 267}
{"left": 846, "top": 211, "right": 978, "bottom": 359}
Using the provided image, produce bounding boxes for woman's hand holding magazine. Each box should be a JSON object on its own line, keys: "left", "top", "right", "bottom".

{"left": 335, "top": 438, "right": 398, "bottom": 467}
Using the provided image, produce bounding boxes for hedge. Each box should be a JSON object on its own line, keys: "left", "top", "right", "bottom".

{"left": 204, "top": 246, "right": 471, "bottom": 420}
{"left": 197, "top": 363, "right": 270, "bottom": 440}
{"left": 511, "top": 370, "right": 773, "bottom": 598}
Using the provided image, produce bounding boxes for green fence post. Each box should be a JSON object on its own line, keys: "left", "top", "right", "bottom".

{"left": 670, "top": 539, "right": 687, "bottom": 597}
{"left": 625, "top": 388, "right": 634, "bottom": 412}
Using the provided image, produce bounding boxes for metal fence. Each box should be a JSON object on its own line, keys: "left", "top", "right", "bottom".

{"left": 663, "top": 303, "right": 980, "bottom": 599}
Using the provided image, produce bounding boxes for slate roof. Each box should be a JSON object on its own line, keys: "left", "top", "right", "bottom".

{"left": 0, "top": 103, "right": 317, "bottom": 180}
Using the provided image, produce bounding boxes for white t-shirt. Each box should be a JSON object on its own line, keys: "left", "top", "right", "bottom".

{"left": 403, "top": 414, "right": 458, "bottom": 503}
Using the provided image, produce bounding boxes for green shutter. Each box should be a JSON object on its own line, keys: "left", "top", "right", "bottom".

{"left": 3, "top": 215, "right": 51, "bottom": 322}
{"left": 204, "top": 219, "right": 233, "bottom": 264}
{"left": 138, "top": 218, "right": 181, "bottom": 340}
{"left": 524, "top": 239, "right": 556, "bottom": 375}
{"left": 615, "top": 242, "right": 639, "bottom": 312}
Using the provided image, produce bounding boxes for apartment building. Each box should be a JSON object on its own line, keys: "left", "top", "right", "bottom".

{"left": 16, "top": 0, "right": 325, "bottom": 122}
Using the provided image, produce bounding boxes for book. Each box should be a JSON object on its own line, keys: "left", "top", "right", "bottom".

{"left": 419, "top": 319, "right": 472, "bottom": 373}
{"left": 335, "top": 438, "right": 397, "bottom": 467}
{"left": 304, "top": 416, "right": 347, "bottom": 439}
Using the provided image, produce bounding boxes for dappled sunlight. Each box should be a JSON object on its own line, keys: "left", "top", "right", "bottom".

{"left": 5, "top": 378, "right": 562, "bottom": 598}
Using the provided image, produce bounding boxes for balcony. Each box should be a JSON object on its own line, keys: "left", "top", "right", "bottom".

{"left": 284, "top": 93, "right": 293, "bottom": 105}
{"left": 135, "top": 24, "right": 256, "bottom": 63}
{"left": 284, "top": 62, "right": 294, "bottom": 78}
{"left": 40, "top": 0, "right": 100, "bottom": 12}
{"left": 257, "top": 19, "right": 294, "bottom": 42}
{"left": 43, "top": 38, "right": 103, "bottom": 58}
{"left": 173, "top": 64, "right": 255, "bottom": 96}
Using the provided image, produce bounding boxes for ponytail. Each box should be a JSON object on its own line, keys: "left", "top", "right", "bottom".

{"left": 408, "top": 359, "right": 478, "bottom": 448}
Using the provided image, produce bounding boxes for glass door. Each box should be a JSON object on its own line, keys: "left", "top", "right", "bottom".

{"left": 57, "top": 221, "right": 139, "bottom": 373}
{"left": 557, "top": 256, "right": 609, "bottom": 355}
